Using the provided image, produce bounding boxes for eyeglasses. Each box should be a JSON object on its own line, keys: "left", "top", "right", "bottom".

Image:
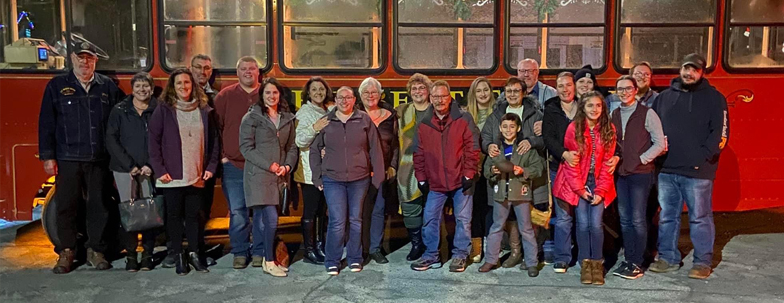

{"left": 517, "top": 69, "right": 537, "bottom": 75}
{"left": 505, "top": 89, "right": 523, "bottom": 95}
{"left": 361, "top": 91, "right": 380, "bottom": 98}
{"left": 336, "top": 96, "right": 356, "bottom": 101}
{"left": 192, "top": 64, "right": 213, "bottom": 72}
{"left": 430, "top": 95, "right": 451, "bottom": 100}
{"left": 410, "top": 86, "right": 428, "bottom": 92}
{"left": 633, "top": 72, "right": 651, "bottom": 78}
{"left": 616, "top": 86, "right": 636, "bottom": 93}
{"left": 74, "top": 55, "right": 97, "bottom": 63}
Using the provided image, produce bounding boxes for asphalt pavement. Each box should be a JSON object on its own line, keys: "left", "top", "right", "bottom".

{"left": 1, "top": 208, "right": 784, "bottom": 303}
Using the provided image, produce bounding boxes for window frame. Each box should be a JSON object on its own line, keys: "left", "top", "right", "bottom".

{"left": 277, "top": 0, "right": 386, "bottom": 75}
{"left": 721, "top": 0, "right": 784, "bottom": 74}
{"left": 0, "top": 0, "right": 154, "bottom": 75}
{"left": 392, "top": 0, "right": 499, "bottom": 75}
{"left": 157, "top": 0, "right": 273, "bottom": 74}
{"left": 613, "top": 0, "right": 720, "bottom": 75}
{"left": 503, "top": 0, "right": 610, "bottom": 76}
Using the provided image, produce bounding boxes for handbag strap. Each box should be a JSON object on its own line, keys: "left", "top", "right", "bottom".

{"left": 545, "top": 152, "right": 554, "bottom": 212}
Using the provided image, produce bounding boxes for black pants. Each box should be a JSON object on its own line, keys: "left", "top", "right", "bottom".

{"left": 199, "top": 177, "right": 216, "bottom": 249}
{"left": 54, "top": 160, "right": 110, "bottom": 253}
{"left": 161, "top": 186, "right": 204, "bottom": 254}
{"left": 301, "top": 183, "right": 327, "bottom": 221}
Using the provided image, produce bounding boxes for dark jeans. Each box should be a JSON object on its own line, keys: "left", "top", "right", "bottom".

{"left": 553, "top": 168, "right": 575, "bottom": 264}
{"left": 363, "top": 183, "right": 386, "bottom": 254}
{"left": 54, "top": 161, "right": 110, "bottom": 253}
{"left": 471, "top": 176, "right": 491, "bottom": 238}
{"left": 251, "top": 205, "right": 278, "bottom": 260}
{"left": 575, "top": 175, "right": 603, "bottom": 260}
{"left": 657, "top": 173, "right": 715, "bottom": 267}
{"left": 161, "top": 186, "right": 204, "bottom": 254}
{"left": 322, "top": 176, "right": 369, "bottom": 268}
{"left": 222, "top": 162, "right": 250, "bottom": 257}
{"left": 617, "top": 172, "right": 654, "bottom": 266}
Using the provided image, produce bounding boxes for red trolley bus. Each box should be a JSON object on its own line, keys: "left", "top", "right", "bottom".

{"left": 1, "top": 0, "right": 783, "bottom": 225}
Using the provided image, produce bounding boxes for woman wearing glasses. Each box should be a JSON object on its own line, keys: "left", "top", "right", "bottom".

{"left": 356, "top": 77, "right": 399, "bottom": 265}
{"left": 480, "top": 77, "right": 548, "bottom": 270}
{"left": 310, "top": 86, "right": 385, "bottom": 275}
{"left": 609, "top": 76, "right": 665, "bottom": 280}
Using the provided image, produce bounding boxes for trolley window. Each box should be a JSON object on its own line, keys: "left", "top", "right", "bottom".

{"left": 1, "top": 0, "right": 152, "bottom": 72}
{"left": 505, "top": 0, "right": 606, "bottom": 73}
{"left": 280, "top": 0, "right": 384, "bottom": 72}
{"left": 616, "top": 0, "right": 718, "bottom": 70}
{"left": 395, "top": 0, "right": 497, "bottom": 73}
{"left": 161, "top": 0, "right": 269, "bottom": 71}
{"left": 725, "top": 0, "right": 784, "bottom": 70}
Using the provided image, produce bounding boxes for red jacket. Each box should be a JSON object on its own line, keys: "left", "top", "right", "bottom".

{"left": 553, "top": 121, "right": 617, "bottom": 207}
{"left": 413, "top": 102, "right": 480, "bottom": 192}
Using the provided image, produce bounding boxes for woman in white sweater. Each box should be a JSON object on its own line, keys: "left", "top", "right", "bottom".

{"left": 294, "top": 77, "right": 335, "bottom": 264}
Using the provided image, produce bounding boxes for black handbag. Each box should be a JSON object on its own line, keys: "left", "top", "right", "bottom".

{"left": 118, "top": 177, "right": 165, "bottom": 232}
{"left": 280, "top": 181, "right": 290, "bottom": 216}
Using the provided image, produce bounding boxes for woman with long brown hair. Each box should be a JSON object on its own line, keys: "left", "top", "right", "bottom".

{"left": 552, "top": 91, "right": 616, "bottom": 286}
{"left": 148, "top": 68, "right": 220, "bottom": 275}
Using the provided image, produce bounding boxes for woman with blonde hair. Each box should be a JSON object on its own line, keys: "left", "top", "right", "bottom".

{"left": 465, "top": 77, "right": 495, "bottom": 263}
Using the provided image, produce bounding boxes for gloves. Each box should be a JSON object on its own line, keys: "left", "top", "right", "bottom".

{"left": 461, "top": 177, "right": 473, "bottom": 193}
{"left": 418, "top": 181, "right": 430, "bottom": 195}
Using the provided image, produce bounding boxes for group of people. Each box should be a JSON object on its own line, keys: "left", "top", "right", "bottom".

{"left": 39, "top": 41, "right": 729, "bottom": 285}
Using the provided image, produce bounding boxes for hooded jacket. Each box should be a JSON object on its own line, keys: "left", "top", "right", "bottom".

{"left": 413, "top": 101, "right": 480, "bottom": 192}
{"left": 651, "top": 77, "right": 729, "bottom": 180}
{"left": 239, "top": 104, "right": 298, "bottom": 207}
{"left": 106, "top": 96, "right": 158, "bottom": 172}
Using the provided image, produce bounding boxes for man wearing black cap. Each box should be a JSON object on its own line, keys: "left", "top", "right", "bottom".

{"left": 648, "top": 53, "right": 729, "bottom": 279}
{"left": 38, "top": 41, "right": 124, "bottom": 274}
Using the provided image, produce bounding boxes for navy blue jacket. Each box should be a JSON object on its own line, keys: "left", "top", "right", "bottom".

{"left": 38, "top": 71, "right": 124, "bottom": 162}
{"left": 651, "top": 77, "right": 729, "bottom": 180}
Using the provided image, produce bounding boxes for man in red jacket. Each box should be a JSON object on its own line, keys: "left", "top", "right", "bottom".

{"left": 411, "top": 80, "right": 480, "bottom": 273}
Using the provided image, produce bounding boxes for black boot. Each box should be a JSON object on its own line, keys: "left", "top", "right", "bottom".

{"left": 125, "top": 251, "right": 139, "bottom": 272}
{"left": 188, "top": 252, "right": 209, "bottom": 273}
{"left": 406, "top": 228, "right": 425, "bottom": 261}
{"left": 302, "top": 219, "right": 325, "bottom": 264}
{"left": 175, "top": 253, "right": 190, "bottom": 276}
{"left": 314, "top": 216, "right": 327, "bottom": 260}
{"left": 140, "top": 250, "right": 154, "bottom": 271}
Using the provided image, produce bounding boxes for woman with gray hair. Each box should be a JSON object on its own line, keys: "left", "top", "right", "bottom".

{"left": 106, "top": 72, "right": 159, "bottom": 272}
{"left": 357, "top": 77, "right": 399, "bottom": 264}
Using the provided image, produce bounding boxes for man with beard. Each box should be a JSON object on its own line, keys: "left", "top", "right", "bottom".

{"left": 607, "top": 62, "right": 659, "bottom": 114}
{"left": 648, "top": 53, "right": 729, "bottom": 280}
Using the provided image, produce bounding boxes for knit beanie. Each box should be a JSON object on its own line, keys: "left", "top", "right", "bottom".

{"left": 574, "top": 64, "right": 597, "bottom": 85}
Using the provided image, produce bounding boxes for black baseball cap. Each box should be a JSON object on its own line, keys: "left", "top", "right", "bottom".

{"left": 681, "top": 53, "right": 706, "bottom": 70}
{"left": 74, "top": 41, "right": 98, "bottom": 57}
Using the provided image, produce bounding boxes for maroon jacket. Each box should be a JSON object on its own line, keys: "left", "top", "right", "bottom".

{"left": 413, "top": 101, "right": 480, "bottom": 192}
{"left": 148, "top": 102, "right": 220, "bottom": 180}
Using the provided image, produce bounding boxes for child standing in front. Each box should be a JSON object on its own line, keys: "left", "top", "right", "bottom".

{"left": 479, "top": 113, "right": 545, "bottom": 277}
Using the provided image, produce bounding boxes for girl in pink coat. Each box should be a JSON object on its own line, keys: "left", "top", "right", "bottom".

{"left": 553, "top": 91, "right": 617, "bottom": 286}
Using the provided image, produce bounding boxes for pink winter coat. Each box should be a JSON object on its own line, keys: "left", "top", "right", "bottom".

{"left": 553, "top": 121, "right": 617, "bottom": 207}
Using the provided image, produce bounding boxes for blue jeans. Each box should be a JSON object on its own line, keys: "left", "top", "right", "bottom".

{"left": 575, "top": 175, "right": 604, "bottom": 260}
{"left": 553, "top": 168, "right": 575, "bottom": 264}
{"left": 368, "top": 185, "right": 385, "bottom": 254}
{"left": 251, "top": 205, "right": 278, "bottom": 260}
{"left": 323, "top": 176, "right": 369, "bottom": 268}
{"left": 421, "top": 189, "right": 473, "bottom": 261}
{"left": 617, "top": 172, "right": 654, "bottom": 266}
{"left": 657, "top": 173, "right": 715, "bottom": 267}
{"left": 222, "top": 162, "right": 250, "bottom": 257}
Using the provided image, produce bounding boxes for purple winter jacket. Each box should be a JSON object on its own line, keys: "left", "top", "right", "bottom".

{"left": 148, "top": 102, "right": 220, "bottom": 180}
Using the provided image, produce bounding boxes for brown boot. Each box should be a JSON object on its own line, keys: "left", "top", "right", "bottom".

{"left": 592, "top": 259, "right": 605, "bottom": 285}
{"left": 86, "top": 248, "right": 111, "bottom": 270}
{"left": 580, "top": 259, "right": 593, "bottom": 284}
{"left": 478, "top": 262, "right": 496, "bottom": 273}
{"left": 501, "top": 222, "right": 522, "bottom": 268}
{"left": 470, "top": 237, "right": 482, "bottom": 263}
{"left": 53, "top": 249, "right": 75, "bottom": 274}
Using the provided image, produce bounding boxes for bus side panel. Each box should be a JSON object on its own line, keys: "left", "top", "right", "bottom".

{"left": 0, "top": 77, "right": 51, "bottom": 221}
